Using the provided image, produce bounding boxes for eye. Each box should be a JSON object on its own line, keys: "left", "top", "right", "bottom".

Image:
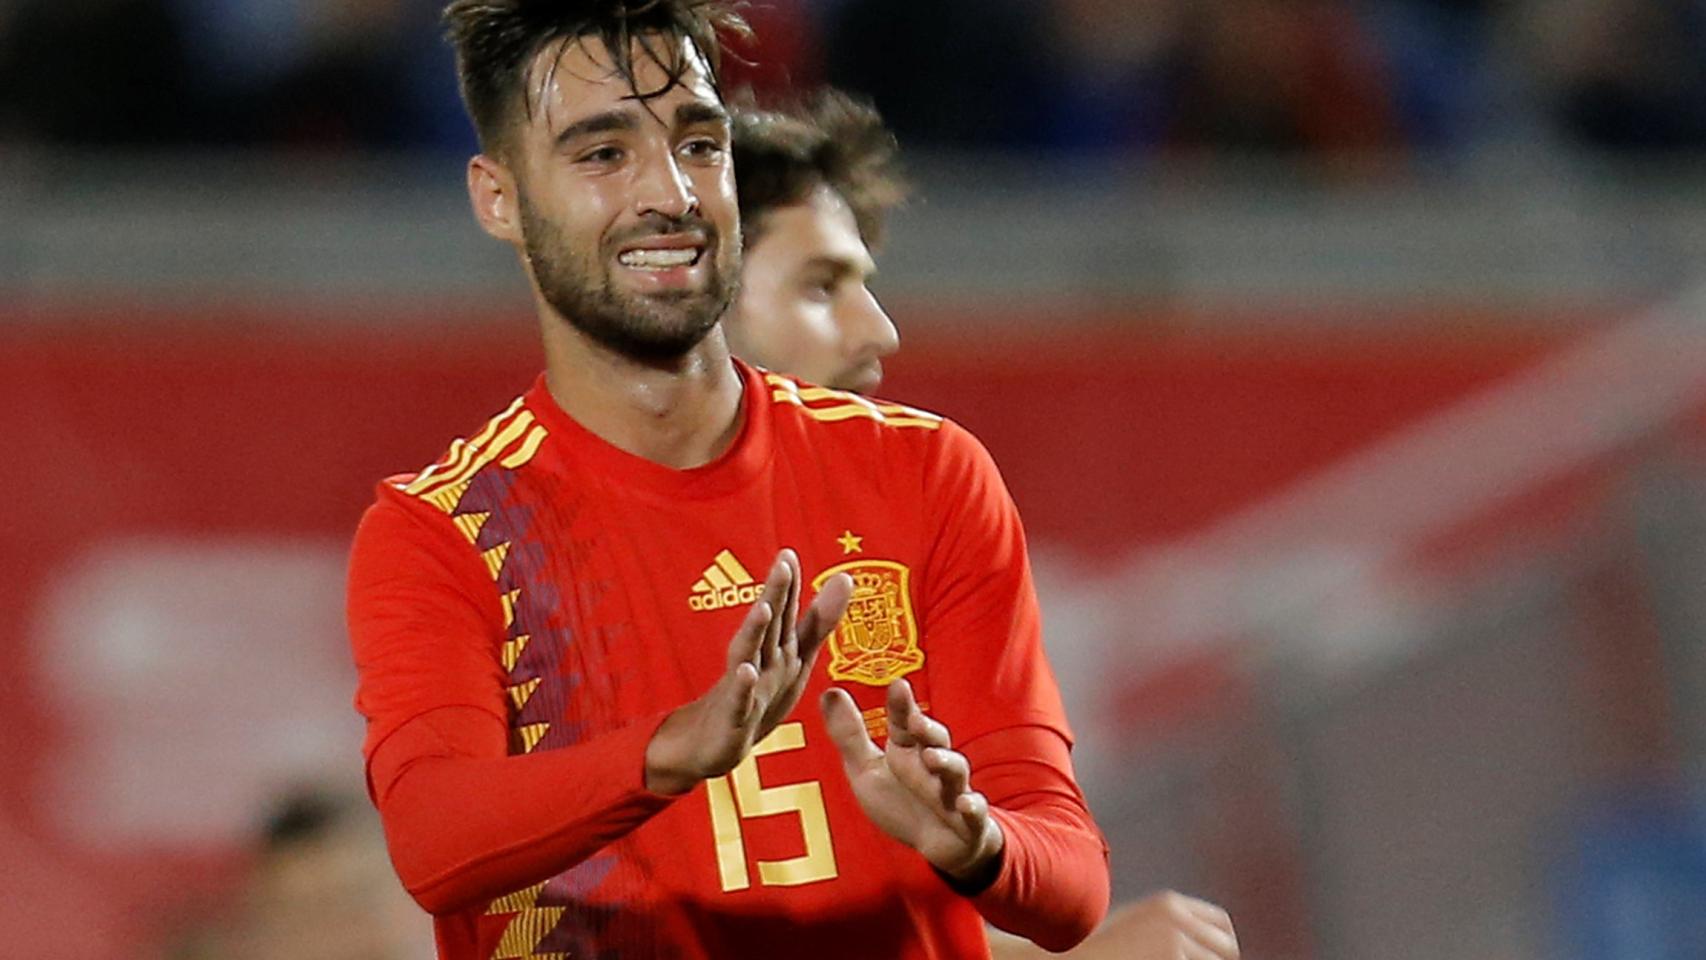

{"left": 802, "top": 277, "right": 836, "bottom": 303}
{"left": 680, "top": 136, "right": 726, "bottom": 162}
{"left": 577, "top": 145, "right": 625, "bottom": 165}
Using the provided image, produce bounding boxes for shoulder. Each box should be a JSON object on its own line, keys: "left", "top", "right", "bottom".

{"left": 757, "top": 370, "right": 1007, "bottom": 494}
{"left": 380, "top": 390, "right": 548, "bottom": 517}
{"left": 353, "top": 388, "right": 550, "bottom": 571}
{"left": 761, "top": 370, "right": 950, "bottom": 451}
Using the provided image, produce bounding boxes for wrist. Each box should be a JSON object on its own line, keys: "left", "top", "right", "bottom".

{"left": 643, "top": 709, "right": 704, "bottom": 796}
{"left": 938, "top": 815, "right": 1006, "bottom": 891}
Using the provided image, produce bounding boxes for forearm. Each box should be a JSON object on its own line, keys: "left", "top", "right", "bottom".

{"left": 961, "top": 728, "right": 1110, "bottom": 951}
{"left": 371, "top": 706, "right": 676, "bottom": 914}
{"left": 975, "top": 797, "right": 1109, "bottom": 951}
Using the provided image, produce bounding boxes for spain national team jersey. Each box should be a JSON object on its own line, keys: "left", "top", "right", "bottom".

{"left": 347, "top": 360, "right": 1107, "bottom": 960}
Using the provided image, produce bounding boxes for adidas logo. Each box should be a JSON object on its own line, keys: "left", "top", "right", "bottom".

{"left": 689, "top": 549, "right": 764, "bottom": 612}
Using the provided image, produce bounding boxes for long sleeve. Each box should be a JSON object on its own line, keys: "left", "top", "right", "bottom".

{"left": 348, "top": 490, "right": 676, "bottom": 915}
{"left": 918, "top": 422, "right": 1112, "bottom": 948}
{"left": 963, "top": 726, "right": 1110, "bottom": 952}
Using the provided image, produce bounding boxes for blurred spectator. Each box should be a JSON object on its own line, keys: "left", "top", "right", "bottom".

{"left": 1354, "top": 0, "right": 1500, "bottom": 152}
{"left": 1158, "top": 0, "right": 1404, "bottom": 157}
{"left": 10, "top": 0, "right": 1706, "bottom": 160}
{"left": 822, "top": 0, "right": 1404, "bottom": 159}
{"left": 1035, "top": 0, "right": 1186, "bottom": 151}
{"left": 0, "top": 0, "right": 459, "bottom": 152}
{"left": 1527, "top": 0, "right": 1706, "bottom": 151}
{"left": 822, "top": 0, "right": 1059, "bottom": 148}
{"left": 0, "top": 0, "right": 205, "bottom": 146}
{"left": 220, "top": 0, "right": 427, "bottom": 150}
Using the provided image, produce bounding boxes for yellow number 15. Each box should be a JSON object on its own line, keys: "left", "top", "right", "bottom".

{"left": 705, "top": 722, "right": 839, "bottom": 891}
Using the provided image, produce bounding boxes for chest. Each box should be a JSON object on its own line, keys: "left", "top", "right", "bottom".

{"left": 477, "top": 464, "right": 934, "bottom": 729}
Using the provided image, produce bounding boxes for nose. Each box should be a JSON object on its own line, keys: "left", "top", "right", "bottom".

{"left": 849, "top": 286, "right": 900, "bottom": 359}
{"left": 634, "top": 151, "right": 699, "bottom": 220}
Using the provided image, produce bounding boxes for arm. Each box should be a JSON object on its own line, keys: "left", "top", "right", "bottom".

{"left": 820, "top": 422, "right": 1110, "bottom": 950}
{"left": 350, "top": 493, "right": 850, "bottom": 914}
{"left": 961, "top": 725, "right": 1108, "bottom": 951}
{"left": 365, "top": 704, "right": 674, "bottom": 915}
{"left": 926, "top": 422, "right": 1109, "bottom": 947}
{"left": 822, "top": 685, "right": 1108, "bottom": 952}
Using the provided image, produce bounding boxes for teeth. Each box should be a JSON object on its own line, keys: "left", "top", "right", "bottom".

{"left": 619, "top": 248, "right": 698, "bottom": 268}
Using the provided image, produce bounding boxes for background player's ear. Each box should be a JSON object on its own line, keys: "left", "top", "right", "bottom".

{"left": 467, "top": 154, "right": 521, "bottom": 244}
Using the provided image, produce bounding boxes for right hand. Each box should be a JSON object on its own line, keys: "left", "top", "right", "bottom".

{"left": 988, "top": 891, "right": 1239, "bottom": 960}
{"left": 644, "top": 548, "right": 851, "bottom": 795}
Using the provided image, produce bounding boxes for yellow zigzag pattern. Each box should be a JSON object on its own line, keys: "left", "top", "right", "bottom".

{"left": 488, "top": 884, "right": 566, "bottom": 960}
{"left": 396, "top": 398, "right": 564, "bottom": 958}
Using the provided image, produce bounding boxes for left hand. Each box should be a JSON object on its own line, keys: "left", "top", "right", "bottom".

{"left": 820, "top": 678, "right": 1003, "bottom": 880}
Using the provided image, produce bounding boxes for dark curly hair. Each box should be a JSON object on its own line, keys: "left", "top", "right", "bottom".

{"left": 443, "top": 0, "right": 749, "bottom": 154}
{"left": 731, "top": 89, "right": 910, "bottom": 249}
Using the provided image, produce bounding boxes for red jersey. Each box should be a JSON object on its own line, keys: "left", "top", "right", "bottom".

{"left": 347, "top": 361, "right": 1108, "bottom": 960}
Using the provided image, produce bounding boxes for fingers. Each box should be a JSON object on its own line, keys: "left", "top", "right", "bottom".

{"left": 761, "top": 571, "right": 852, "bottom": 731}
{"left": 795, "top": 572, "right": 851, "bottom": 667}
{"left": 819, "top": 688, "right": 882, "bottom": 771}
{"left": 1179, "top": 911, "right": 1239, "bottom": 959}
{"left": 1190, "top": 927, "right": 1239, "bottom": 959}
{"left": 724, "top": 594, "right": 773, "bottom": 673}
{"left": 1138, "top": 892, "right": 1239, "bottom": 959}
{"left": 885, "top": 680, "right": 919, "bottom": 747}
{"left": 923, "top": 746, "right": 971, "bottom": 803}
{"left": 952, "top": 788, "right": 991, "bottom": 839}
{"left": 1176, "top": 935, "right": 1230, "bottom": 960}
{"left": 886, "top": 679, "right": 951, "bottom": 749}
{"left": 727, "top": 661, "right": 760, "bottom": 728}
{"left": 1179, "top": 896, "right": 1236, "bottom": 939}
{"left": 756, "top": 551, "right": 795, "bottom": 669}
{"left": 923, "top": 746, "right": 985, "bottom": 840}
{"left": 778, "top": 549, "right": 801, "bottom": 663}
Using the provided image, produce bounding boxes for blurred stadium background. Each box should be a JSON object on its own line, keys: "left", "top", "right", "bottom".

{"left": 5, "top": 0, "right": 1706, "bottom": 957}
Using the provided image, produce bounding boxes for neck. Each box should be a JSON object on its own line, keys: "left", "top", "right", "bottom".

{"left": 539, "top": 312, "right": 745, "bottom": 470}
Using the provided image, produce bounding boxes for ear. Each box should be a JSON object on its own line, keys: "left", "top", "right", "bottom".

{"left": 467, "top": 153, "right": 522, "bottom": 244}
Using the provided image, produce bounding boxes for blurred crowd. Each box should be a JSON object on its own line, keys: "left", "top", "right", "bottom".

{"left": 2, "top": 0, "right": 1704, "bottom": 158}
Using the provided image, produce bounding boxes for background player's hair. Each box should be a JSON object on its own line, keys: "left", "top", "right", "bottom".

{"left": 731, "top": 89, "right": 910, "bottom": 249}
{"left": 442, "top": 0, "right": 748, "bottom": 155}
{"left": 260, "top": 787, "right": 365, "bottom": 852}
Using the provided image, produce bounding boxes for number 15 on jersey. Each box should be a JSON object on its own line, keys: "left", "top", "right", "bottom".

{"left": 705, "top": 722, "right": 839, "bottom": 891}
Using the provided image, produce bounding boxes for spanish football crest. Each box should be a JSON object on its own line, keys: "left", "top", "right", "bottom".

{"left": 811, "top": 559, "right": 924, "bottom": 686}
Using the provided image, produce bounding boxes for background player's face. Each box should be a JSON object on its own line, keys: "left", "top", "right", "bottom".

{"left": 724, "top": 184, "right": 898, "bottom": 393}
{"left": 506, "top": 35, "right": 739, "bottom": 359}
{"left": 229, "top": 818, "right": 431, "bottom": 960}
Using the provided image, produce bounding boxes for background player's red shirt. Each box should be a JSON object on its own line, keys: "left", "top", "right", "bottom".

{"left": 347, "top": 361, "right": 1109, "bottom": 959}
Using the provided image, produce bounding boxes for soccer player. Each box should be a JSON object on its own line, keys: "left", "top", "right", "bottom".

{"left": 724, "top": 92, "right": 1242, "bottom": 960}
{"left": 346, "top": 3, "right": 1108, "bottom": 959}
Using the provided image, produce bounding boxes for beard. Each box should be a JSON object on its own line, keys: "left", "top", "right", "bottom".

{"left": 519, "top": 195, "right": 738, "bottom": 362}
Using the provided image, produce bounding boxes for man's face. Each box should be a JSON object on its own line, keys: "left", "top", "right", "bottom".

{"left": 237, "top": 824, "right": 433, "bottom": 960}
{"left": 724, "top": 184, "right": 898, "bottom": 393}
{"left": 505, "top": 35, "right": 739, "bottom": 360}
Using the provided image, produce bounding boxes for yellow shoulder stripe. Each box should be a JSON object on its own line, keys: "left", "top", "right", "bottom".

{"left": 400, "top": 397, "right": 550, "bottom": 506}
{"left": 765, "top": 374, "right": 943, "bottom": 431}
{"left": 403, "top": 397, "right": 524, "bottom": 495}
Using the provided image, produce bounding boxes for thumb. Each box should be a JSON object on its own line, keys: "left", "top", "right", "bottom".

{"left": 820, "top": 688, "right": 882, "bottom": 771}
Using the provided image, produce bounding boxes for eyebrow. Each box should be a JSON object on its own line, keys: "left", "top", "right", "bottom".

{"left": 675, "top": 101, "right": 730, "bottom": 129}
{"left": 804, "top": 254, "right": 876, "bottom": 281}
{"left": 553, "top": 108, "right": 639, "bottom": 149}
{"left": 552, "top": 100, "right": 728, "bottom": 151}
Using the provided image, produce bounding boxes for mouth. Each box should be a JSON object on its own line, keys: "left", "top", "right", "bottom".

{"left": 616, "top": 246, "right": 705, "bottom": 271}
{"left": 838, "top": 360, "right": 884, "bottom": 394}
{"left": 615, "top": 233, "right": 708, "bottom": 274}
